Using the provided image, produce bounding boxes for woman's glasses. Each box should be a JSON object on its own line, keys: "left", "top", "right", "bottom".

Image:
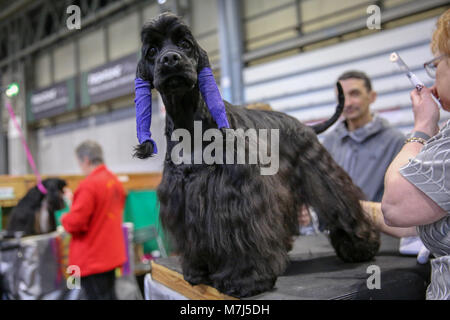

{"left": 424, "top": 54, "right": 448, "bottom": 79}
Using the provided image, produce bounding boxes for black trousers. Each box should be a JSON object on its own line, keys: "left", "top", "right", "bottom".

{"left": 81, "top": 269, "right": 117, "bottom": 300}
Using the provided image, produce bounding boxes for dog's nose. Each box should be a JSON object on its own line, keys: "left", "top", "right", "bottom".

{"left": 161, "top": 51, "right": 181, "bottom": 67}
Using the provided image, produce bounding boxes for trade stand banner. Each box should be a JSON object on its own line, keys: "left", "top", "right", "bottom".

{"left": 26, "top": 78, "right": 77, "bottom": 122}
{"left": 80, "top": 52, "right": 138, "bottom": 107}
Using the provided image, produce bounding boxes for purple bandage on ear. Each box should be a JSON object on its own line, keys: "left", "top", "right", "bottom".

{"left": 135, "top": 78, "right": 158, "bottom": 154}
{"left": 198, "top": 67, "right": 230, "bottom": 129}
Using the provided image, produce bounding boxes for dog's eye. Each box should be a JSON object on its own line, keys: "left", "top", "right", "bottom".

{"left": 179, "top": 40, "right": 192, "bottom": 50}
{"left": 147, "top": 46, "right": 157, "bottom": 58}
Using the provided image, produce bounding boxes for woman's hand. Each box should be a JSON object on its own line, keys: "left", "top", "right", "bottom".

{"left": 410, "top": 86, "right": 440, "bottom": 137}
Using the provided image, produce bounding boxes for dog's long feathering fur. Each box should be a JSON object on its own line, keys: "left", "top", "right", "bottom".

{"left": 140, "top": 13, "right": 380, "bottom": 298}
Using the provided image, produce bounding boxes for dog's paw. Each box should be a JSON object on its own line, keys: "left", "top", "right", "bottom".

{"left": 183, "top": 273, "right": 210, "bottom": 286}
{"left": 214, "top": 277, "right": 276, "bottom": 298}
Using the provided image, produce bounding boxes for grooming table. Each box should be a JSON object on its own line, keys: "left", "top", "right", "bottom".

{"left": 146, "top": 234, "right": 430, "bottom": 300}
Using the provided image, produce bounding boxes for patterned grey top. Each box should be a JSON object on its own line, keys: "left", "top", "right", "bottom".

{"left": 400, "top": 120, "right": 450, "bottom": 215}
{"left": 400, "top": 120, "right": 450, "bottom": 300}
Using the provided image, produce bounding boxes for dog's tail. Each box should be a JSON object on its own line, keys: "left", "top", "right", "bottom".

{"left": 296, "top": 130, "right": 380, "bottom": 262}
{"left": 309, "top": 82, "right": 344, "bottom": 134}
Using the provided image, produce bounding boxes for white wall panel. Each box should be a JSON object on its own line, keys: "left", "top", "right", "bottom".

{"left": 108, "top": 12, "right": 139, "bottom": 61}
{"left": 245, "top": 43, "right": 432, "bottom": 103}
{"left": 143, "top": 3, "right": 160, "bottom": 22}
{"left": 244, "top": 2, "right": 297, "bottom": 51}
{"left": 244, "top": 0, "right": 293, "bottom": 18}
{"left": 190, "top": 0, "right": 219, "bottom": 60}
{"left": 247, "top": 30, "right": 298, "bottom": 52}
{"left": 53, "top": 42, "right": 76, "bottom": 82}
{"left": 383, "top": 0, "right": 412, "bottom": 8}
{"left": 244, "top": 18, "right": 435, "bottom": 84}
{"left": 301, "top": 0, "right": 368, "bottom": 33}
{"left": 191, "top": 0, "right": 218, "bottom": 35}
{"left": 245, "top": 7, "right": 297, "bottom": 40}
{"left": 79, "top": 29, "right": 106, "bottom": 72}
{"left": 34, "top": 53, "right": 52, "bottom": 88}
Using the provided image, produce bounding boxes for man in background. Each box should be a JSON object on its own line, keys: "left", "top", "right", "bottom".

{"left": 322, "top": 70, "right": 405, "bottom": 202}
{"left": 61, "top": 140, "right": 126, "bottom": 300}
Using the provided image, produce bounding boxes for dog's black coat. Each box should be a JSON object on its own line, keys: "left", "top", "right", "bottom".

{"left": 137, "top": 13, "right": 380, "bottom": 298}
{"left": 6, "top": 178, "right": 67, "bottom": 237}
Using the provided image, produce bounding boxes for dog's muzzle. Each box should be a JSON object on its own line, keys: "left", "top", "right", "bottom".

{"left": 155, "top": 50, "right": 196, "bottom": 90}
{"left": 160, "top": 50, "right": 182, "bottom": 68}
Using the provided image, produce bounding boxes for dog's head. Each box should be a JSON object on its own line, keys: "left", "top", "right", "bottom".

{"left": 42, "top": 178, "right": 67, "bottom": 213}
{"left": 138, "top": 13, "right": 201, "bottom": 96}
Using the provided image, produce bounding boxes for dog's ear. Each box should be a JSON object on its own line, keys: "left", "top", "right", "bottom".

{"left": 136, "top": 57, "right": 153, "bottom": 87}
{"left": 196, "top": 44, "right": 230, "bottom": 129}
{"left": 133, "top": 140, "right": 156, "bottom": 159}
{"left": 197, "top": 44, "right": 211, "bottom": 72}
{"left": 134, "top": 76, "right": 158, "bottom": 159}
{"left": 134, "top": 25, "right": 157, "bottom": 155}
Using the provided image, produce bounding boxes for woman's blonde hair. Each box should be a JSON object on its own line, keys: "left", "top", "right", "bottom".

{"left": 431, "top": 9, "right": 450, "bottom": 55}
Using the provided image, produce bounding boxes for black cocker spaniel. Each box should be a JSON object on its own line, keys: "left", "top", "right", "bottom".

{"left": 135, "top": 13, "right": 380, "bottom": 298}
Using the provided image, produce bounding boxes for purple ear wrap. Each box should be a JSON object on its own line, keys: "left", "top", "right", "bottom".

{"left": 134, "top": 67, "right": 229, "bottom": 156}
{"left": 135, "top": 78, "right": 158, "bottom": 154}
{"left": 198, "top": 67, "right": 230, "bottom": 129}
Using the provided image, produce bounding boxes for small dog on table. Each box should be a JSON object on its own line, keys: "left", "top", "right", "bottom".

{"left": 134, "top": 13, "right": 380, "bottom": 298}
{"left": 6, "top": 178, "right": 67, "bottom": 238}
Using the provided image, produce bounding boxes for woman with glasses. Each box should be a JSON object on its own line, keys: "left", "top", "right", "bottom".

{"left": 382, "top": 9, "right": 450, "bottom": 300}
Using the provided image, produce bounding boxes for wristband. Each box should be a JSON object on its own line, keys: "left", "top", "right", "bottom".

{"left": 405, "top": 137, "right": 427, "bottom": 145}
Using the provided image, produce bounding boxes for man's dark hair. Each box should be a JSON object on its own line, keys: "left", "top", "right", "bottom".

{"left": 338, "top": 70, "right": 372, "bottom": 92}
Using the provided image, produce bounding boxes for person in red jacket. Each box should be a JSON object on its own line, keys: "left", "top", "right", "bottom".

{"left": 61, "top": 140, "right": 126, "bottom": 300}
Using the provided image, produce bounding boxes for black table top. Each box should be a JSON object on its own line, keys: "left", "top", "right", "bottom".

{"left": 155, "top": 233, "right": 430, "bottom": 300}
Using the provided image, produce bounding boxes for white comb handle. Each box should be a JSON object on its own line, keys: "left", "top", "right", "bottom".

{"left": 407, "top": 72, "right": 425, "bottom": 90}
